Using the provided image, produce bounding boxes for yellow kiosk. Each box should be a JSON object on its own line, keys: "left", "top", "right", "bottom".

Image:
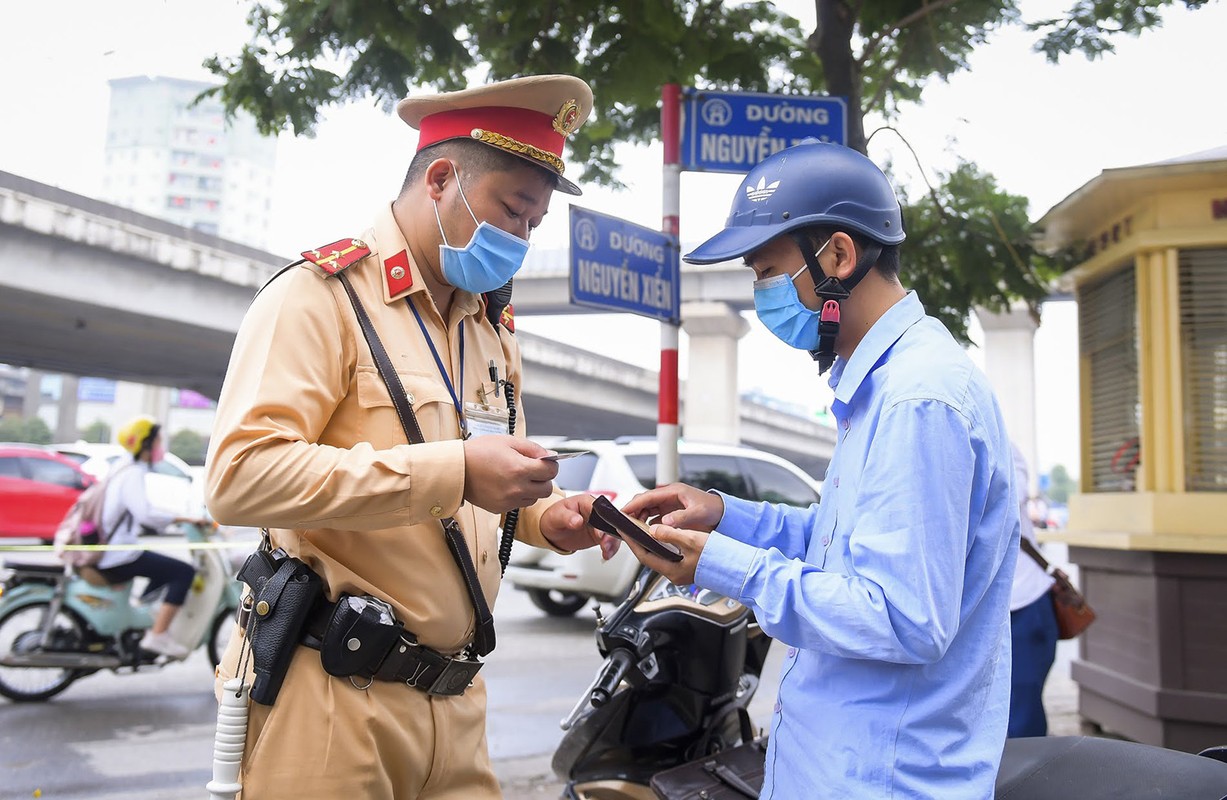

{"left": 1036, "top": 147, "right": 1227, "bottom": 752}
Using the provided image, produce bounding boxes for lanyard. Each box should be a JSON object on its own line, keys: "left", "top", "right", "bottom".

{"left": 407, "top": 299, "right": 467, "bottom": 438}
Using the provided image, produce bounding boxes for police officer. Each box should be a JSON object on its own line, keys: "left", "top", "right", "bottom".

{"left": 207, "top": 75, "right": 616, "bottom": 799}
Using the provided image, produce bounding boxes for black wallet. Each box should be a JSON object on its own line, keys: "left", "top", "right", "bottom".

{"left": 590, "top": 495, "right": 684, "bottom": 562}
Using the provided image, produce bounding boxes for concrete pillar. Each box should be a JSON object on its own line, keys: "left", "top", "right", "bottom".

{"left": 22, "top": 369, "right": 43, "bottom": 418}
{"left": 975, "top": 304, "right": 1039, "bottom": 492}
{"left": 56, "top": 375, "right": 80, "bottom": 442}
{"left": 681, "top": 301, "right": 750, "bottom": 444}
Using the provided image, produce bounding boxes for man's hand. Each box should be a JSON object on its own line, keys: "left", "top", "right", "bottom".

{"left": 619, "top": 523, "right": 707, "bottom": 586}
{"left": 463, "top": 435, "right": 558, "bottom": 513}
{"left": 619, "top": 483, "right": 725, "bottom": 533}
{"left": 539, "top": 494, "right": 620, "bottom": 559}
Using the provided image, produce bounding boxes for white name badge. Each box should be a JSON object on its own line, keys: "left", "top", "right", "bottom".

{"left": 465, "top": 402, "right": 510, "bottom": 439}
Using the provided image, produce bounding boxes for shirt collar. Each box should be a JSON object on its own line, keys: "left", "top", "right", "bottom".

{"left": 829, "top": 291, "right": 925, "bottom": 407}
{"left": 374, "top": 204, "right": 481, "bottom": 318}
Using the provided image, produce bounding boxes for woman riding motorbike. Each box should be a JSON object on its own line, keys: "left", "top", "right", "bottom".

{"left": 94, "top": 415, "right": 199, "bottom": 659}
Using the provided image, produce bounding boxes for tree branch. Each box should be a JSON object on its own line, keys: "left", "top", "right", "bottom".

{"left": 861, "top": 0, "right": 960, "bottom": 64}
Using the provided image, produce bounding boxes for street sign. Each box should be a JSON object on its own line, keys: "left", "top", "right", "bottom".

{"left": 680, "top": 89, "right": 847, "bottom": 174}
{"left": 569, "top": 206, "right": 680, "bottom": 323}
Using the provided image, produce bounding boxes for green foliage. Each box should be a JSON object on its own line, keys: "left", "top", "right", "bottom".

{"left": 203, "top": 0, "right": 1204, "bottom": 322}
{"left": 1027, "top": 0, "right": 1210, "bottom": 61}
{"left": 203, "top": 0, "right": 820, "bottom": 189}
{"left": 0, "top": 416, "right": 53, "bottom": 444}
{"left": 1046, "top": 464, "right": 1079, "bottom": 504}
{"left": 169, "top": 429, "right": 209, "bottom": 466}
{"left": 81, "top": 419, "right": 111, "bottom": 444}
{"left": 898, "top": 158, "right": 1072, "bottom": 341}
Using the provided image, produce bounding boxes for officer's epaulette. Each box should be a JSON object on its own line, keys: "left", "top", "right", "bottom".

{"left": 301, "top": 238, "right": 371, "bottom": 276}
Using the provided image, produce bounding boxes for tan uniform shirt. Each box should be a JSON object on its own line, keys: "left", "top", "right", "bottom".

{"left": 206, "top": 204, "right": 563, "bottom": 655}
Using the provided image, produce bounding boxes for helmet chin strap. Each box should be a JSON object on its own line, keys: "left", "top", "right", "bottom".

{"left": 788, "top": 232, "right": 882, "bottom": 374}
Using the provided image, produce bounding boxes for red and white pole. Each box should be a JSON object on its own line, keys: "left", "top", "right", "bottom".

{"left": 658, "top": 83, "right": 682, "bottom": 486}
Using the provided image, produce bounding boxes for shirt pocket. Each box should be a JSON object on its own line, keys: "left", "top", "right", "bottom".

{"left": 354, "top": 367, "right": 462, "bottom": 443}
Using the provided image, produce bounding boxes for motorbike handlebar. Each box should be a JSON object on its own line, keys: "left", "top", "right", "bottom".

{"left": 589, "top": 648, "right": 635, "bottom": 708}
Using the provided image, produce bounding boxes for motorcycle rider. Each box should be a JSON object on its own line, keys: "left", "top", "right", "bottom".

{"left": 95, "top": 415, "right": 198, "bottom": 659}
{"left": 621, "top": 141, "right": 1019, "bottom": 798}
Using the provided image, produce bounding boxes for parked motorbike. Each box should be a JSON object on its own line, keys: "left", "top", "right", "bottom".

{"left": 554, "top": 565, "right": 1227, "bottom": 800}
{"left": 0, "top": 521, "right": 241, "bottom": 702}
{"left": 553, "top": 564, "right": 770, "bottom": 799}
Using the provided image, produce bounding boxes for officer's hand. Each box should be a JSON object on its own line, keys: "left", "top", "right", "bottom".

{"left": 539, "top": 494, "right": 620, "bottom": 559}
{"left": 620, "top": 483, "right": 724, "bottom": 533}
{"left": 462, "top": 435, "right": 558, "bottom": 514}
{"left": 620, "top": 523, "right": 706, "bottom": 586}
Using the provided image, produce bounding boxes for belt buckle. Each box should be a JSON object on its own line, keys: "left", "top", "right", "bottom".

{"left": 428, "top": 656, "right": 482, "bottom": 696}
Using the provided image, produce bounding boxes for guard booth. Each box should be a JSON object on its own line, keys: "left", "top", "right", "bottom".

{"left": 1036, "top": 147, "right": 1227, "bottom": 752}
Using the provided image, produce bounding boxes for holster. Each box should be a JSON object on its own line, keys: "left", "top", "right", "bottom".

{"left": 318, "top": 594, "right": 403, "bottom": 678}
{"left": 237, "top": 548, "right": 324, "bottom": 705}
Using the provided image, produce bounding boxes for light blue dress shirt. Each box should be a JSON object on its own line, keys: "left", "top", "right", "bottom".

{"left": 696, "top": 292, "right": 1019, "bottom": 799}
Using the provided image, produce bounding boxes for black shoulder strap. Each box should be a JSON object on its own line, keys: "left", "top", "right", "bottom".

{"left": 335, "top": 272, "right": 496, "bottom": 658}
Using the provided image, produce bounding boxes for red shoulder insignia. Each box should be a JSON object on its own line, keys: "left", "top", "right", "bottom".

{"left": 384, "top": 250, "right": 413, "bottom": 294}
{"left": 500, "top": 303, "right": 515, "bottom": 333}
{"left": 301, "top": 238, "right": 370, "bottom": 275}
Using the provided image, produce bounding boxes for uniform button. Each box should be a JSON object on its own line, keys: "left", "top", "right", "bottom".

{"left": 481, "top": 550, "right": 489, "bottom": 564}
{"left": 821, "top": 536, "right": 830, "bottom": 546}
{"left": 773, "top": 701, "right": 782, "bottom": 714}
{"left": 786, "top": 647, "right": 797, "bottom": 658}
{"left": 430, "top": 505, "right": 444, "bottom": 517}
{"left": 833, "top": 477, "right": 840, "bottom": 488}
{"left": 841, "top": 419, "right": 850, "bottom": 432}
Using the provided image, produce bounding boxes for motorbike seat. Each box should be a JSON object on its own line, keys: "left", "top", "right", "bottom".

{"left": 996, "top": 735, "right": 1227, "bottom": 799}
{"left": 4, "top": 561, "right": 63, "bottom": 575}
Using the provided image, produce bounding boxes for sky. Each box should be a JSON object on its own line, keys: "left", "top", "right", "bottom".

{"left": 2, "top": 0, "right": 1225, "bottom": 479}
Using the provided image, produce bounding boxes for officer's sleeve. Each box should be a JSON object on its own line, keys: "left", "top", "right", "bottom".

{"left": 494, "top": 325, "right": 567, "bottom": 551}
{"left": 205, "top": 267, "right": 465, "bottom": 531}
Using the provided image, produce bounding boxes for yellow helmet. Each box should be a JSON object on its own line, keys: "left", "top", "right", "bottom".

{"left": 116, "top": 415, "right": 161, "bottom": 456}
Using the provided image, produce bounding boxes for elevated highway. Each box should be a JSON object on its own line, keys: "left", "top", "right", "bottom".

{"left": 0, "top": 171, "right": 835, "bottom": 476}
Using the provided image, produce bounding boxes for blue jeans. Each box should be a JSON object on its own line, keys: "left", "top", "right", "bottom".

{"left": 1008, "top": 591, "right": 1060, "bottom": 737}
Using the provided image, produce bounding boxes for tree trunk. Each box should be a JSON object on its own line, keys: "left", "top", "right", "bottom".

{"left": 812, "top": 0, "right": 866, "bottom": 154}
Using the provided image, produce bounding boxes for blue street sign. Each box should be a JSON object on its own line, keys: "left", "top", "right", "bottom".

{"left": 569, "top": 206, "right": 680, "bottom": 323}
{"left": 680, "top": 89, "right": 847, "bottom": 174}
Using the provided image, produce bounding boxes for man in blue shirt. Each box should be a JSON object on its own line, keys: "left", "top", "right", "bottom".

{"left": 621, "top": 141, "right": 1019, "bottom": 798}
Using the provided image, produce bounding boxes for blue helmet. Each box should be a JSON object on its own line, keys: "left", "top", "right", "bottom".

{"left": 684, "top": 140, "right": 905, "bottom": 265}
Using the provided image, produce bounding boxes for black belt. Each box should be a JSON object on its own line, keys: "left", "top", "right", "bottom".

{"left": 299, "top": 601, "right": 482, "bottom": 697}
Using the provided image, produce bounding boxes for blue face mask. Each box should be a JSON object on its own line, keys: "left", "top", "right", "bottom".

{"left": 751, "top": 239, "right": 830, "bottom": 350}
{"left": 434, "top": 164, "right": 530, "bottom": 294}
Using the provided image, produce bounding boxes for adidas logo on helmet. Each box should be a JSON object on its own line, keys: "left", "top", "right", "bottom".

{"left": 745, "top": 176, "right": 780, "bottom": 202}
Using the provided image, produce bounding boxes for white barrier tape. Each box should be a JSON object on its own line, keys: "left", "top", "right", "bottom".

{"left": 0, "top": 541, "right": 256, "bottom": 552}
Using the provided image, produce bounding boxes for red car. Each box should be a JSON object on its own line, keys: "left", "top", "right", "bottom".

{"left": 0, "top": 444, "right": 95, "bottom": 541}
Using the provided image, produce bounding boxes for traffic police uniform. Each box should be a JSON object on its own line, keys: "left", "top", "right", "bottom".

{"left": 207, "top": 75, "right": 593, "bottom": 799}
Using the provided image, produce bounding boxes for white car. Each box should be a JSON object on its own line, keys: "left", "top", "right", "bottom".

{"left": 50, "top": 441, "right": 207, "bottom": 527}
{"left": 505, "top": 437, "right": 822, "bottom": 616}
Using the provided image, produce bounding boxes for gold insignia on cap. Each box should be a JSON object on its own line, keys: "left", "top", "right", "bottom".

{"left": 553, "top": 99, "right": 581, "bottom": 136}
{"left": 470, "top": 129, "right": 565, "bottom": 175}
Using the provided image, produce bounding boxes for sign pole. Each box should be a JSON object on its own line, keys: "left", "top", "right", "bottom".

{"left": 658, "top": 83, "right": 681, "bottom": 486}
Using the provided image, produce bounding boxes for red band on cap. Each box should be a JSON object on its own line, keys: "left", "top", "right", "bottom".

{"left": 417, "top": 106, "right": 564, "bottom": 158}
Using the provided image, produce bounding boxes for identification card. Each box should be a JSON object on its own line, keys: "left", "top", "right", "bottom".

{"left": 465, "top": 402, "right": 509, "bottom": 439}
